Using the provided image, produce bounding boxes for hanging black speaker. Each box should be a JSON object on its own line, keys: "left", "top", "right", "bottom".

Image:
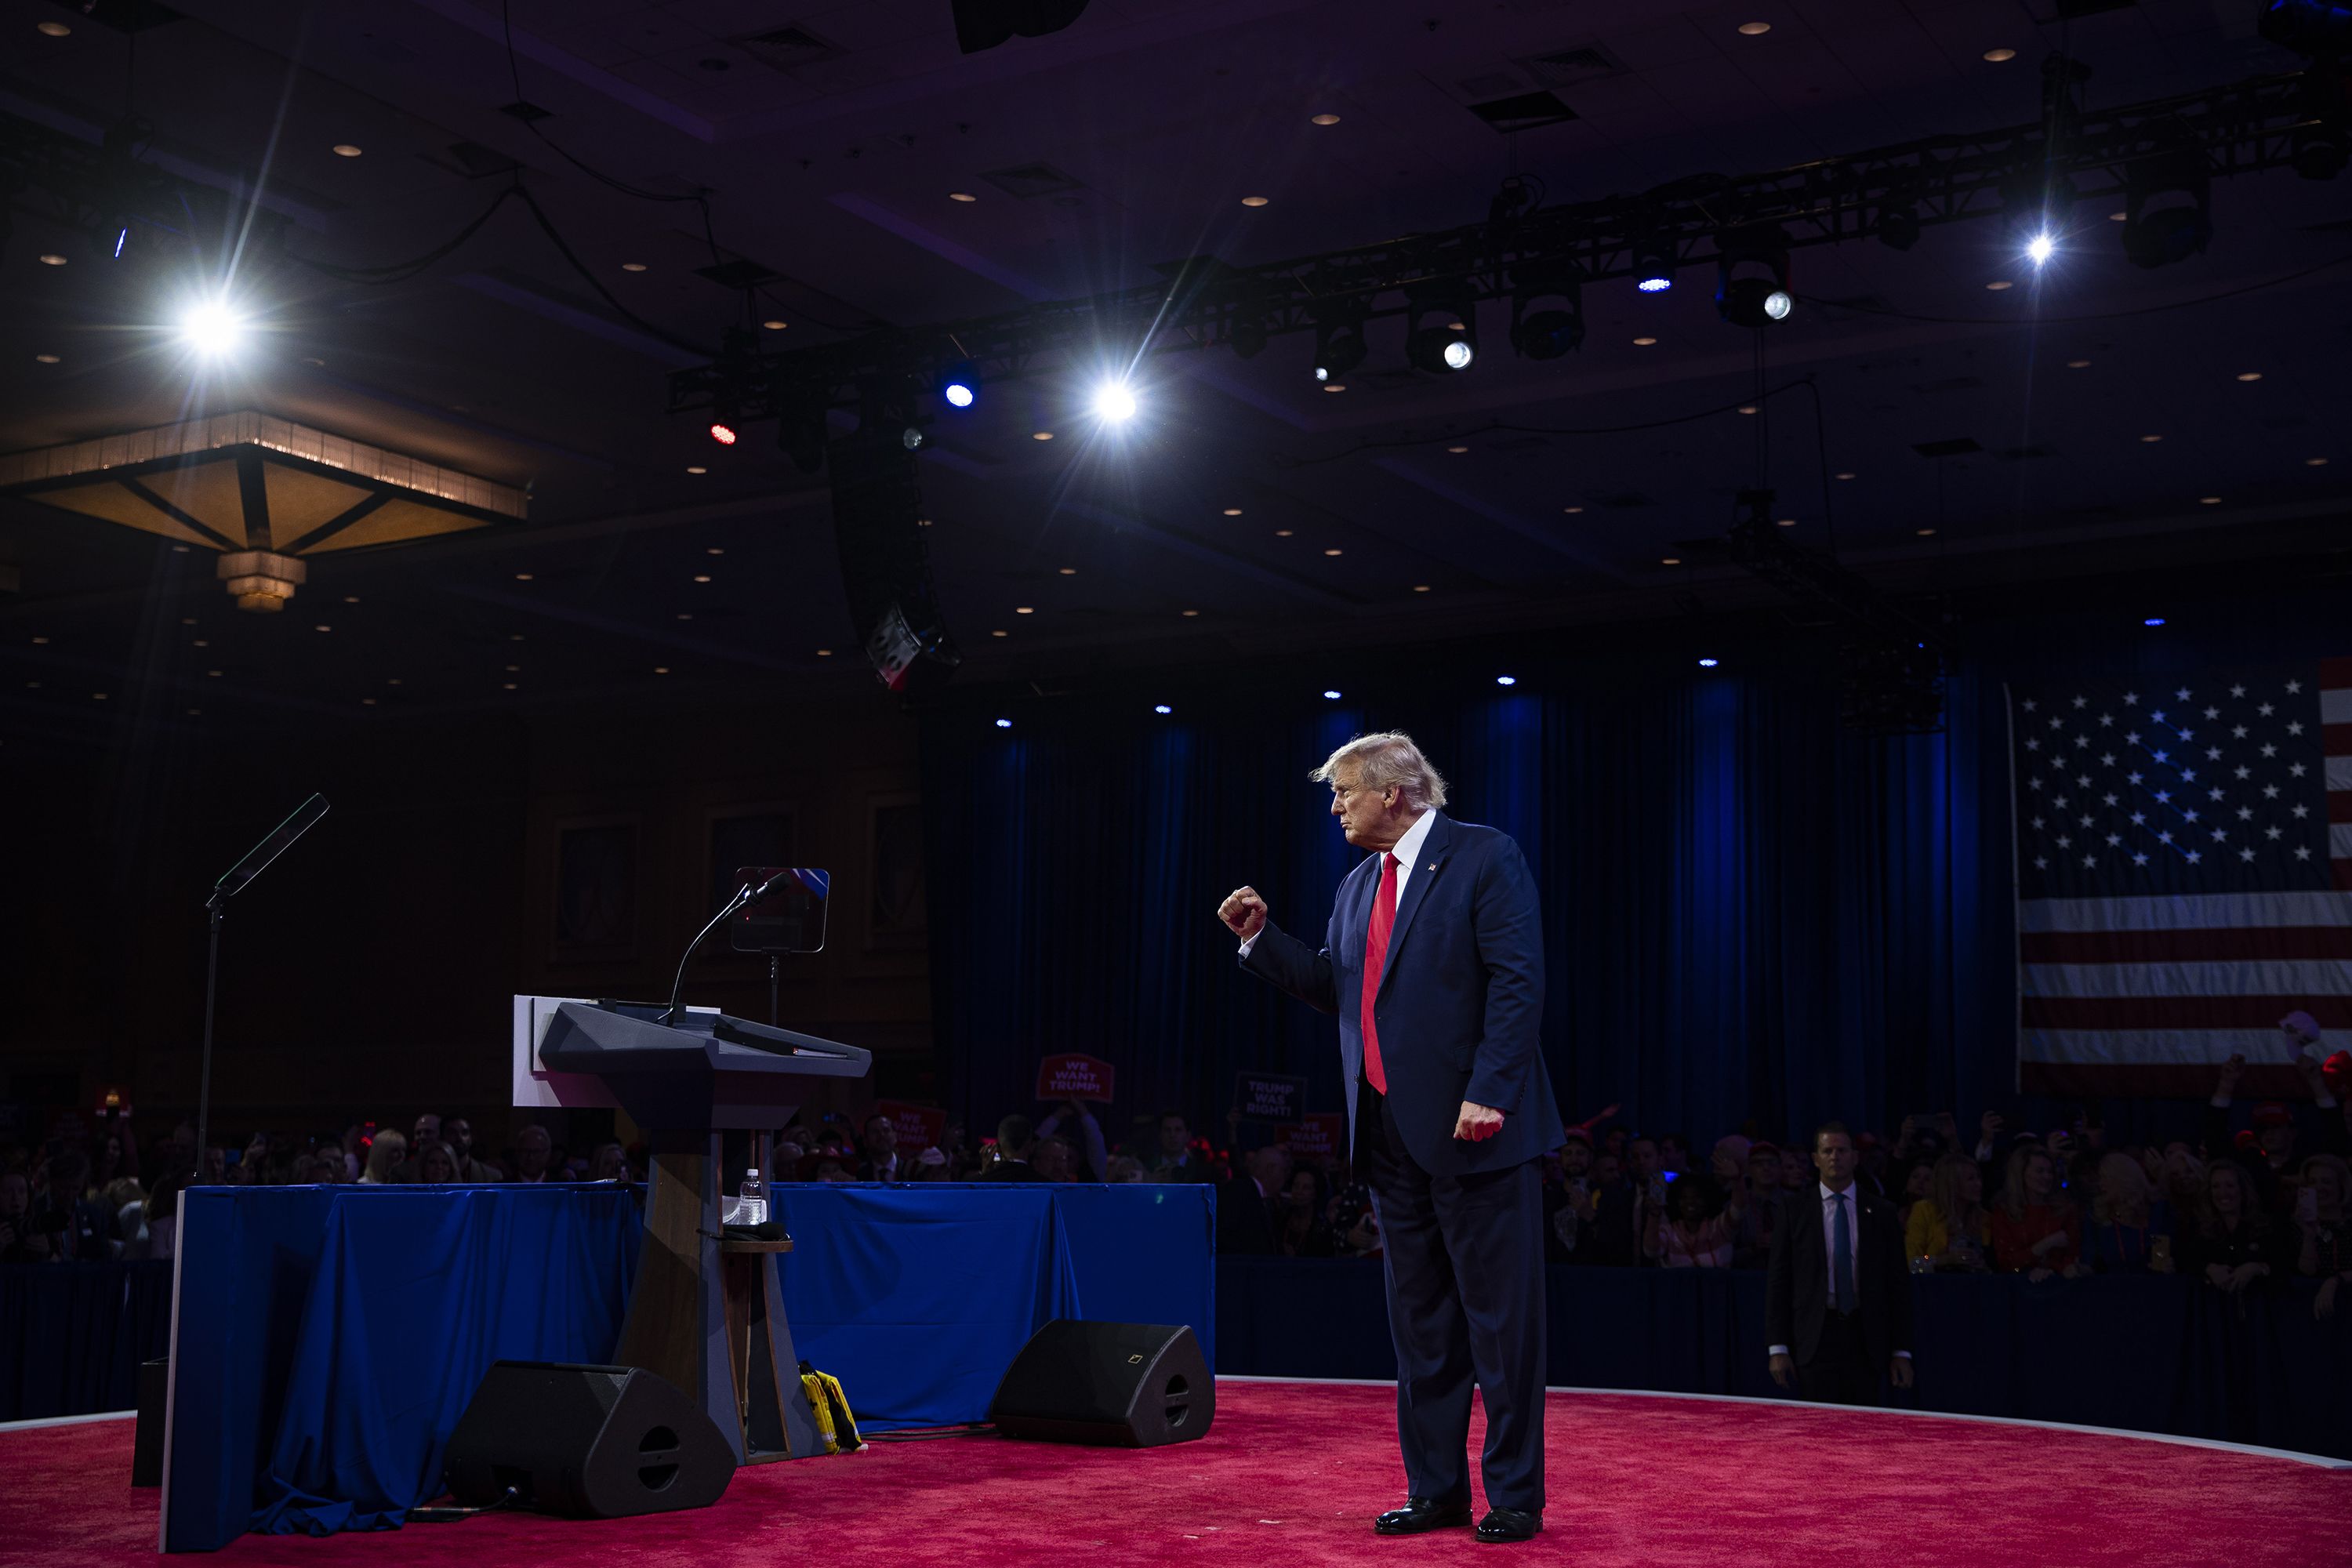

{"left": 826, "top": 426, "right": 959, "bottom": 697}
{"left": 441, "top": 1362, "right": 737, "bottom": 1519}
{"left": 987, "top": 1321, "right": 1213, "bottom": 1446}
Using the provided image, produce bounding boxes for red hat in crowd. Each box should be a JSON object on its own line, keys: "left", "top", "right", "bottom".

{"left": 2250, "top": 1102, "right": 2294, "bottom": 1130}
{"left": 1748, "top": 1141, "right": 1780, "bottom": 1157}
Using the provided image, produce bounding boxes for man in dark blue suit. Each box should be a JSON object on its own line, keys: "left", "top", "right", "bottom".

{"left": 1219, "top": 731, "right": 1562, "bottom": 1544}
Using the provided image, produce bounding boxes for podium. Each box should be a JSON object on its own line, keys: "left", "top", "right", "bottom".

{"left": 533, "top": 999, "right": 871, "bottom": 1464}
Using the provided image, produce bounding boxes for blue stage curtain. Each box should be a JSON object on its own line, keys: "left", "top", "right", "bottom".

{"left": 1215, "top": 1258, "right": 2352, "bottom": 1459}
{"left": 923, "top": 605, "right": 2350, "bottom": 1147}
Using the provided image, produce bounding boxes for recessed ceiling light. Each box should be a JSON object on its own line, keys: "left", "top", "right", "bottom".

{"left": 762, "top": 319, "right": 788, "bottom": 331}
{"left": 1323, "top": 548, "right": 1343, "bottom": 557}
{"left": 37, "top": 20, "right": 71, "bottom": 34}
{"left": 1015, "top": 606, "right": 1033, "bottom": 614}
{"left": 2066, "top": 359, "right": 2090, "bottom": 369}
{"left": 1222, "top": 506, "right": 1243, "bottom": 515}
{"left": 361, "top": 697, "right": 376, "bottom": 706}
{"left": 1311, "top": 113, "right": 1341, "bottom": 125}
{"left": 38, "top": 253, "right": 66, "bottom": 266}
{"left": 31, "top": 636, "right": 49, "bottom": 644}
{"left": 1985, "top": 279, "right": 2013, "bottom": 290}
{"left": 2140, "top": 434, "right": 2163, "bottom": 443}
{"left": 2236, "top": 372, "right": 2262, "bottom": 382}
{"left": 343, "top": 595, "right": 359, "bottom": 604}
{"left": 1275, "top": 528, "right": 1294, "bottom": 537}
{"left": 503, "top": 681, "right": 519, "bottom": 690}
{"left": 332, "top": 143, "right": 363, "bottom": 158}
{"left": 694, "top": 573, "right": 712, "bottom": 583}
{"left": 1181, "top": 609, "right": 1200, "bottom": 617}
{"left": 1033, "top": 430, "right": 1054, "bottom": 441}
{"left": 1917, "top": 527, "right": 1936, "bottom": 536}
{"left": 707, "top": 546, "right": 724, "bottom": 554}
{"left": 677, "top": 612, "right": 694, "bottom": 620}
{"left": 1661, "top": 556, "right": 1681, "bottom": 565}
{"left": 387, "top": 678, "right": 402, "bottom": 685}
{"left": 652, "top": 667, "right": 668, "bottom": 676}
{"left": 1446, "top": 445, "right": 1468, "bottom": 454}
{"left": 2200, "top": 495, "right": 2222, "bottom": 504}
{"left": 949, "top": 191, "right": 978, "bottom": 202}
{"left": 1984, "top": 47, "right": 2017, "bottom": 62}
{"left": 510, "top": 634, "right": 524, "bottom": 641}
{"left": 2307, "top": 456, "right": 2329, "bottom": 466}
{"left": 1777, "top": 517, "right": 1797, "bottom": 527}
{"left": 180, "top": 618, "right": 196, "bottom": 626}
{"left": 207, "top": 670, "right": 222, "bottom": 677}
{"left": 686, "top": 465, "right": 707, "bottom": 474}
{"left": 1737, "top": 405, "right": 1759, "bottom": 415}
{"left": 303, "top": 356, "right": 325, "bottom": 366}
{"left": 1737, "top": 20, "right": 1772, "bottom": 35}
{"left": 621, "top": 262, "right": 648, "bottom": 272}
{"left": 1058, "top": 566, "right": 1076, "bottom": 575}
{"left": 991, "top": 629, "right": 1007, "bottom": 637}
{"left": 1240, "top": 195, "right": 1270, "bottom": 207}
{"left": 34, "top": 354, "right": 59, "bottom": 364}
{"left": 815, "top": 648, "right": 833, "bottom": 657}
{"left": 505, "top": 663, "right": 521, "bottom": 673}
{"left": 192, "top": 638, "right": 209, "bottom": 648}
{"left": 1412, "top": 584, "right": 1430, "bottom": 593}
{"left": 1632, "top": 336, "right": 1657, "bottom": 346}
{"left": 2108, "top": 211, "right": 2127, "bottom": 222}
{"left": 1563, "top": 506, "right": 1584, "bottom": 514}
{"left": 1835, "top": 471, "right": 1856, "bottom": 480}
{"left": 93, "top": 692, "right": 107, "bottom": 701}
{"left": 1321, "top": 383, "right": 1345, "bottom": 392}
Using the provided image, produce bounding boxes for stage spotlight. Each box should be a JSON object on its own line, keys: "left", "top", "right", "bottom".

{"left": 2121, "top": 150, "right": 2212, "bottom": 269}
{"left": 709, "top": 420, "right": 739, "bottom": 445}
{"left": 1153, "top": 703, "right": 1172, "bottom": 714}
{"left": 2143, "top": 616, "right": 2166, "bottom": 627}
{"left": 2026, "top": 233, "right": 2055, "bottom": 266}
{"left": 1698, "top": 657, "right": 1720, "bottom": 668}
{"left": 995, "top": 717, "right": 1012, "bottom": 728}
{"left": 1632, "top": 236, "right": 1676, "bottom": 292}
{"left": 1312, "top": 307, "right": 1369, "bottom": 383}
{"left": 1405, "top": 287, "right": 1478, "bottom": 373}
{"left": 1322, "top": 689, "right": 1342, "bottom": 700}
{"left": 1092, "top": 379, "right": 1138, "bottom": 422}
{"left": 1495, "top": 674, "right": 1517, "bottom": 687}
{"left": 942, "top": 362, "right": 980, "bottom": 408}
{"left": 2001, "top": 166, "right": 2073, "bottom": 264}
{"left": 1715, "top": 227, "right": 1792, "bottom": 328}
{"left": 176, "top": 297, "right": 247, "bottom": 358}
{"left": 1877, "top": 202, "right": 1922, "bottom": 252}
{"left": 2261, "top": 0, "right": 2352, "bottom": 56}
{"left": 2292, "top": 122, "right": 2349, "bottom": 180}
{"left": 900, "top": 424, "right": 925, "bottom": 451}
{"left": 1509, "top": 267, "right": 1586, "bottom": 361}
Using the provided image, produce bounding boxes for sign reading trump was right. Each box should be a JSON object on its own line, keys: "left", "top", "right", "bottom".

{"left": 1235, "top": 1070, "right": 1309, "bottom": 1124}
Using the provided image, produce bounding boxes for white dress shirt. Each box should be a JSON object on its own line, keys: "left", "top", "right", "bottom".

{"left": 1238, "top": 809, "right": 1439, "bottom": 958}
{"left": 1768, "top": 1179, "right": 1911, "bottom": 1360}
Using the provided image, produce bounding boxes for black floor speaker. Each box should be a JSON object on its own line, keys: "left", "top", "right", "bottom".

{"left": 131, "top": 1358, "right": 168, "bottom": 1486}
{"left": 987, "top": 1320, "right": 1212, "bottom": 1446}
{"left": 441, "top": 1361, "right": 737, "bottom": 1518}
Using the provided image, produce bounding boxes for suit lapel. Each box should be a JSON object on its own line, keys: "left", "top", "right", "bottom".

{"left": 1376, "top": 813, "right": 1451, "bottom": 999}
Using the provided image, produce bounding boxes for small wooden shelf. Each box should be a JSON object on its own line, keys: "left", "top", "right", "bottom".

{"left": 719, "top": 1236, "right": 795, "bottom": 1254}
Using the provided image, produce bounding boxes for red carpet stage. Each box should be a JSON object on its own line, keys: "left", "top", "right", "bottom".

{"left": 7, "top": 1380, "right": 2347, "bottom": 1566}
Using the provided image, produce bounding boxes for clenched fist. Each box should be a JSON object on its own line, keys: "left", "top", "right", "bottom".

{"left": 1218, "top": 885, "right": 1269, "bottom": 942}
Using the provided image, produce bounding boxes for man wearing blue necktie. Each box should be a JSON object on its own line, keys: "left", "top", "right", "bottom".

{"left": 1765, "top": 1123, "right": 1915, "bottom": 1405}
{"left": 1218, "top": 731, "right": 1562, "bottom": 1544}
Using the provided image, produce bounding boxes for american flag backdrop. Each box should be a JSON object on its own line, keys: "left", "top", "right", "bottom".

{"left": 2010, "top": 660, "right": 2352, "bottom": 1098}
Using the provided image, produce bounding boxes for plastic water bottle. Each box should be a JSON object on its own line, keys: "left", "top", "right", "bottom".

{"left": 738, "top": 1168, "right": 767, "bottom": 1227}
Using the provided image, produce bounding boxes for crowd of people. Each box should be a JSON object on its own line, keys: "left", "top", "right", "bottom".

{"left": 6, "top": 1059, "right": 2347, "bottom": 1320}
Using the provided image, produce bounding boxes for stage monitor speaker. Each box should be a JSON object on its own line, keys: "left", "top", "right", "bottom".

{"left": 987, "top": 1320, "right": 1212, "bottom": 1446}
{"left": 131, "top": 1358, "right": 167, "bottom": 1487}
{"left": 441, "top": 1361, "right": 737, "bottom": 1518}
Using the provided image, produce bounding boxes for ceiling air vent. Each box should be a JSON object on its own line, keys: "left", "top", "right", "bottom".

{"left": 981, "top": 162, "right": 1086, "bottom": 199}
{"left": 1466, "top": 90, "right": 1578, "bottom": 132}
{"left": 1912, "top": 437, "right": 1982, "bottom": 458}
{"left": 736, "top": 26, "right": 845, "bottom": 72}
{"left": 1519, "top": 44, "right": 1624, "bottom": 86}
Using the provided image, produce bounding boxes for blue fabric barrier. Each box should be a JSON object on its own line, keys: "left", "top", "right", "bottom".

{"left": 773, "top": 1182, "right": 1216, "bottom": 1428}
{"left": 1216, "top": 1258, "right": 2352, "bottom": 1459}
{"left": 160, "top": 1181, "right": 1214, "bottom": 1552}
{"left": 0, "top": 1260, "right": 174, "bottom": 1420}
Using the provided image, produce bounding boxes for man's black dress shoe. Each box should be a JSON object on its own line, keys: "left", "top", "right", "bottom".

{"left": 1373, "top": 1498, "right": 1472, "bottom": 1535}
{"left": 1475, "top": 1508, "right": 1542, "bottom": 1543}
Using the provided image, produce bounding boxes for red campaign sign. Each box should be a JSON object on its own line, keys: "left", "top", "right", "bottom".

{"left": 1279, "top": 1113, "right": 1347, "bottom": 1161}
{"left": 1036, "top": 1053, "right": 1116, "bottom": 1104}
{"left": 874, "top": 1100, "right": 947, "bottom": 1152}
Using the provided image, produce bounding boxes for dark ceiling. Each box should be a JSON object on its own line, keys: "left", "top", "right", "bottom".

{"left": 2, "top": 0, "right": 2348, "bottom": 750}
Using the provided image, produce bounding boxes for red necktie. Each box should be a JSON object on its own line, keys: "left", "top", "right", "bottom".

{"left": 1359, "top": 851, "right": 1399, "bottom": 1094}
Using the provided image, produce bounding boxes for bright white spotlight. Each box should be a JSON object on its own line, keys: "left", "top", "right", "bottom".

{"left": 2026, "top": 233, "right": 2055, "bottom": 266}
{"left": 1441, "top": 338, "right": 1474, "bottom": 371}
{"left": 177, "top": 298, "right": 247, "bottom": 358}
{"left": 1092, "top": 380, "right": 1138, "bottom": 423}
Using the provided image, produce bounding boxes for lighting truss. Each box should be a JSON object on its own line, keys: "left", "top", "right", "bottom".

{"left": 670, "top": 67, "right": 2338, "bottom": 421}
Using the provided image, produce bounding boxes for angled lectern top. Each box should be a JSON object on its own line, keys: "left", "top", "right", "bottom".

{"left": 514, "top": 995, "right": 871, "bottom": 1467}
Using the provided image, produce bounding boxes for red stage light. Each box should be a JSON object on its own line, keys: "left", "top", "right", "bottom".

{"left": 709, "top": 421, "right": 739, "bottom": 445}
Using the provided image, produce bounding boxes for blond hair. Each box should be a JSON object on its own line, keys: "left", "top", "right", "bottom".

{"left": 1310, "top": 731, "right": 1449, "bottom": 810}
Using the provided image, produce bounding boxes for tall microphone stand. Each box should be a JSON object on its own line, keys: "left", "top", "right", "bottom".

{"left": 194, "top": 794, "right": 330, "bottom": 1169}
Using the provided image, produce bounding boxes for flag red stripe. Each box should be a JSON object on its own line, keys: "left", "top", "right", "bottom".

{"left": 2327, "top": 722, "right": 2352, "bottom": 755}
{"left": 2022, "top": 996, "right": 2352, "bottom": 1029}
{"left": 2339, "top": 859, "right": 2352, "bottom": 891}
{"left": 2321, "top": 656, "right": 2352, "bottom": 689}
{"left": 2021, "top": 1063, "right": 2314, "bottom": 1099}
{"left": 2332, "top": 792, "right": 2352, "bottom": 823}
{"left": 2021, "top": 927, "right": 2352, "bottom": 962}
